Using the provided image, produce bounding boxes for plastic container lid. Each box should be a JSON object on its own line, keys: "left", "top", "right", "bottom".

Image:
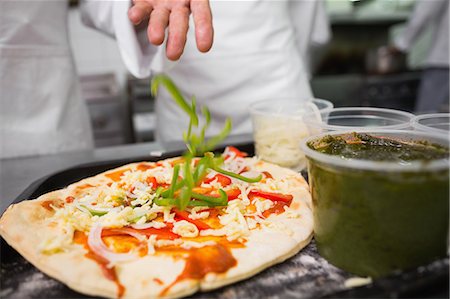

{"left": 304, "top": 107, "right": 415, "bottom": 131}
{"left": 300, "top": 129, "right": 449, "bottom": 172}
{"left": 411, "top": 113, "right": 450, "bottom": 135}
{"left": 250, "top": 98, "right": 334, "bottom": 171}
{"left": 249, "top": 98, "right": 333, "bottom": 118}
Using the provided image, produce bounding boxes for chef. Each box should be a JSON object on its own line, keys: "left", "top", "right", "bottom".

{"left": 81, "top": 0, "right": 330, "bottom": 148}
{"left": 0, "top": 0, "right": 212, "bottom": 159}
{"left": 0, "top": 0, "right": 329, "bottom": 158}
{"left": 0, "top": 1, "right": 95, "bottom": 159}
{"left": 393, "top": 0, "right": 449, "bottom": 113}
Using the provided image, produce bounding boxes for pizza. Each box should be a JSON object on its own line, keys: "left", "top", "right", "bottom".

{"left": 0, "top": 146, "right": 313, "bottom": 299}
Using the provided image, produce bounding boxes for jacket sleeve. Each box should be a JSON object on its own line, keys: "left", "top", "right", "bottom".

{"left": 79, "top": 0, "right": 158, "bottom": 78}
{"left": 288, "top": 0, "right": 331, "bottom": 77}
{"left": 394, "top": 0, "right": 447, "bottom": 51}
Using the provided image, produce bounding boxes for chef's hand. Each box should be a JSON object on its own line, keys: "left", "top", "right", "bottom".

{"left": 128, "top": 0, "right": 213, "bottom": 61}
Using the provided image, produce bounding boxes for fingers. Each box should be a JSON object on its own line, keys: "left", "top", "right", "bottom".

{"left": 128, "top": 1, "right": 153, "bottom": 25}
{"left": 130, "top": 0, "right": 213, "bottom": 60}
{"left": 166, "top": 6, "right": 190, "bottom": 60}
{"left": 191, "top": 0, "right": 213, "bottom": 52}
{"left": 148, "top": 7, "right": 170, "bottom": 46}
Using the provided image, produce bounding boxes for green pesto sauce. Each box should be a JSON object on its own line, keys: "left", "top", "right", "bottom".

{"left": 308, "top": 133, "right": 449, "bottom": 162}
{"left": 306, "top": 133, "right": 449, "bottom": 278}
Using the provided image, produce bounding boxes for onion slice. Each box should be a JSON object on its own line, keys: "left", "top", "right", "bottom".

{"left": 131, "top": 222, "right": 156, "bottom": 230}
{"left": 87, "top": 225, "right": 138, "bottom": 266}
{"left": 74, "top": 200, "right": 90, "bottom": 214}
{"left": 239, "top": 170, "right": 261, "bottom": 179}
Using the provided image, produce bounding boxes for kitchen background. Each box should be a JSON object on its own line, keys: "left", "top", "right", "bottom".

{"left": 69, "top": 0, "right": 433, "bottom": 148}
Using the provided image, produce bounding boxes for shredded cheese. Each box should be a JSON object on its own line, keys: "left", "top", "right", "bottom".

{"left": 172, "top": 220, "right": 199, "bottom": 238}
{"left": 41, "top": 148, "right": 301, "bottom": 253}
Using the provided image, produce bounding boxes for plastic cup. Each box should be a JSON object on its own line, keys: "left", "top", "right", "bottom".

{"left": 411, "top": 113, "right": 450, "bottom": 135}
{"left": 250, "top": 98, "right": 333, "bottom": 171}
{"left": 300, "top": 130, "right": 449, "bottom": 278}
{"left": 304, "top": 107, "right": 415, "bottom": 133}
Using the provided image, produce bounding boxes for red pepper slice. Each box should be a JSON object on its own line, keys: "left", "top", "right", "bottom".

{"left": 193, "top": 158, "right": 201, "bottom": 166}
{"left": 224, "top": 146, "right": 248, "bottom": 159}
{"left": 262, "top": 171, "right": 273, "bottom": 179}
{"left": 208, "top": 188, "right": 241, "bottom": 201}
{"left": 105, "top": 168, "right": 130, "bottom": 182}
{"left": 203, "top": 174, "right": 232, "bottom": 187}
{"left": 136, "top": 163, "right": 156, "bottom": 172}
{"left": 132, "top": 227, "right": 179, "bottom": 240}
{"left": 173, "top": 210, "right": 211, "bottom": 230}
{"left": 262, "top": 201, "right": 288, "bottom": 218}
{"left": 248, "top": 190, "right": 293, "bottom": 204}
{"left": 225, "top": 188, "right": 241, "bottom": 200}
{"left": 238, "top": 166, "right": 249, "bottom": 174}
{"left": 102, "top": 227, "right": 180, "bottom": 240}
{"left": 146, "top": 176, "right": 158, "bottom": 189}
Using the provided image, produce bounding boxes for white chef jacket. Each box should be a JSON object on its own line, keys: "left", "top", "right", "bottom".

{"left": 394, "top": 0, "right": 449, "bottom": 68}
{"left": 0, "top": 1, "right": 94, "bottom": 159}
{"left": 81, "top": 0, "right": 330, "bottom": 148}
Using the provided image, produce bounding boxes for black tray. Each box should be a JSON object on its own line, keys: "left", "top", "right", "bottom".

{"left": 1, "top": 144, "right": 448, "bottom": 299}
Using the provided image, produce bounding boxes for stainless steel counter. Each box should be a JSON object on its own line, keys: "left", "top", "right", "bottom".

{"left": 0, "top": 134, "right": 252, "bottom": 213}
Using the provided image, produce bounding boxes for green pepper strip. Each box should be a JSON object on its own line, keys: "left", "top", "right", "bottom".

{"left": 184, "top": 97, "right": 199, "bottom": 155}
{"left": 151, "top": 75, "right": 198, "bottom": 127}
{"left": 128, "top": 214, "right": 147, "bottom": 223}
{"left": 154, "top": 187, "right": 163, "bottom": 198}
{"left": 188, "top": 200, "right": 225, "bottom": 207}
{"left": 154, "top": 187, "right": 175, "bottom": 206}
{"left": 160, "top": 181, "right": 185, "bottom": 198}
{"left": 191, "top": 189, "right": 227, "bottom": 205}
{"left": 200, "top": 106, "right": 211, "bottom": 144}
{"left": 178, "top": 157, "right": 194, "bottom": 210}
{"left": 150, "top": 75, "right": 252, "bottom": 210}
{"left": 80, "top": 205, "right": 108, "bottom": 216}
{"left": 187, "top": 200, "right": 213, "bottom": 206}
{"left": 167, "top": 164, "right": 180, "bottom": 199}
{"left": 201, "top": 118, "right": 232, "bottom": 154}
{"left": 193, "top": 156, "right": 211, "bottom": 184}
{"left": 154, "top": 197, "right": 176, "bottom": 206}
{"left": 213, "top": 166, "right": 262, "bottom": 183}
{"left": 177, "top": 187, "right": 190, "bottom": 210}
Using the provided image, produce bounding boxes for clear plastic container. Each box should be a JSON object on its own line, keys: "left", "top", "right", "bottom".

{"left": 300, "top": 130, "right": 449, "bottom": 278}
{"left": 305, "top": 107, "right": 414, "bottom": 133}
{"left": 411, "top": 113, "right": 450, "bottom": 135}
{"left": 250, "top": 98, "right": 333, "bottom": 171}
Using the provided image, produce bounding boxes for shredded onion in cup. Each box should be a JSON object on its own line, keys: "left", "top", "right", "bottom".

{"left": 88, "top": 225, "right": 139, "bottom": 266}
{"left": 253, "top": 103, "right": 322, "bottom": 171}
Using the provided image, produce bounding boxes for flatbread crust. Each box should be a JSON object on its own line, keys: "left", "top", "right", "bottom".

{"left": 0, "top": 157, "right": 313, "bottom": 299}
